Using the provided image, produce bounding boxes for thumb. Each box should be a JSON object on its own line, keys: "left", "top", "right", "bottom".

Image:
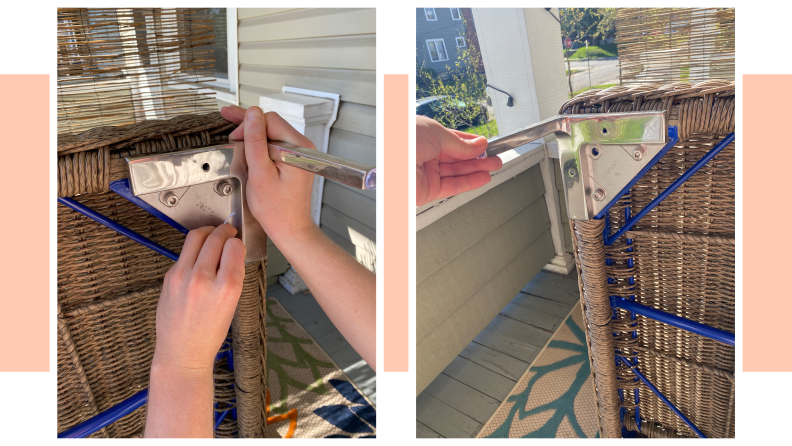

{"left": 243, "top": 107, "right": 278, "bottom": 180}
{"left": 437, "top": 128, "right": 488, "bottom": 161}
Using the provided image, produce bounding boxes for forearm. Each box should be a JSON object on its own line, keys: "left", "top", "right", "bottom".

{"left": 272, "top": 224, "right": 377, "bottom": 371}
{"left": 144, "top": 360, "right": 214, "bottom": 438}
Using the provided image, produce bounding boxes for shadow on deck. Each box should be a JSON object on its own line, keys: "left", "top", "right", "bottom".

{"left": 416, "top": 269, "right": 581, "bottom": 438}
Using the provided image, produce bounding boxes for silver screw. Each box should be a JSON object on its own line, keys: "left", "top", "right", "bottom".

{"left": 215, "top": 180, "right": 234, "bottom": 196}
{"left": 633, "top": 145, "right": 647, "bottom": 161}
{"left": 593, "top": 189, "right": 605, "bottom": 201}
{"left": 162, "top": 192, "right": 179, "bottom": 207}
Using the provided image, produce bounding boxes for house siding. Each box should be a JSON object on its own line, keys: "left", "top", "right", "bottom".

{"left": 416, "top": 165, "right": 555, "bottom": 394}
{"left": 416, "top": 8, "right": 468, "bottom": 76}
{"left": 235, "top": 8, "right": 377, "bottom": 278}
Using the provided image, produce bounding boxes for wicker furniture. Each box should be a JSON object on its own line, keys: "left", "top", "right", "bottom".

{"left": 562, "top": 80, "right": 735, "bottom": 438}
{"left": 57, "top": 112, "right": 270, "bottom": 438}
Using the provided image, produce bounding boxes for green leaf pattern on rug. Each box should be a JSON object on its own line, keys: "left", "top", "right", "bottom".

{"left": 486, "top": 316, "right": 598, "bottom": 438}
{"left": 266, "top": 305, "right": 335, "bottom": 414}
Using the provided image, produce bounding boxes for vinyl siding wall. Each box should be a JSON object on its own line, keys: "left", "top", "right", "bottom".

{"left": 231, "top": 8, "right": 377, "bottom": 279}
{"left": 416, "top": 165, "right": 555, "bottom": 394}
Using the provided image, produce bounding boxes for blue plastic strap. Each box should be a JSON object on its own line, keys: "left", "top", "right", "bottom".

{"left": 617, "top": 356, "right": 707, "bottom": 438}
{"left": 603, "top": 132, "right": 735, "bottom": 245}
{"left": 58, "top": 196, "right": 180, "bottom": 261}
{"left": 58, "top": 390, "right": 149, "bottom": 438}
{"left": 611, "top": 296, "right": 734, "bottom": 346}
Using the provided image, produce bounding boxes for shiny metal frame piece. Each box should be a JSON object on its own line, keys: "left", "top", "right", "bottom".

{"left": 267, "top": 141, "right": 376, "bottom": 190}
{"left": 485, "top": 111, "right": 668, "bottom": 221}
{"left": 127, "top": 143, "right": 267, "bottom": 263}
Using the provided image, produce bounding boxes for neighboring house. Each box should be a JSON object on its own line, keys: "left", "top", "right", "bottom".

{"left": 416, "top": 8, "right": 469, "bottom": 78}
{"left": 212, "top": 8, "right": 376, "bottom": 285}
{"left": 416, "top": 8, "right": 572, "bottom": 395}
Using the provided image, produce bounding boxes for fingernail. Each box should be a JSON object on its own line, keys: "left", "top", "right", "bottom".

{"left": 246, "top": 106, "right": 261, "bottom": 120}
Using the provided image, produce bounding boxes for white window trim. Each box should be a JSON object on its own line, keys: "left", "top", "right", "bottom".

{"left": 456, "top": 36, "right": 466, "bottom": 48}
{"left": 450, "top": 8, "right": 462, "bottom": 20}
{"left": 426, "top": 38, "right": 449, "bottom": 63}
{"left": 424, "top": 8, "right": 437, "bottom": 21}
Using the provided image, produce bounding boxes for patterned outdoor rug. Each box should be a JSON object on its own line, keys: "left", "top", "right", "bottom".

{"left": 265, "top": 298, "right": 376, "bottom": 438}
{"left": 476, "top": 302, "right": 599, "bottom": 438}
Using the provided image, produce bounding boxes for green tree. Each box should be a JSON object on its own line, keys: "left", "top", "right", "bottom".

{"left": 416, "top": 16, "right": 492, "bottom": 137}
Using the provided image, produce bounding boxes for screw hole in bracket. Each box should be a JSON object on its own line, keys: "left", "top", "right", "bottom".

{"left": 601, "top": 127, "right": 608, "bottom": 135}
{"left": 202, "top": 163, "right": 210, "bottom": 172}
{"left": 592, "top": 147, "right": 600, "bottom": 156}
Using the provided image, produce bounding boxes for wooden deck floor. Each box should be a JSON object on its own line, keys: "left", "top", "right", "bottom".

{"left": 416, "top": 269, "right": 581, "bottom": 438}
{"left": 267, "top": 283, "right": 377, "bottom": 405}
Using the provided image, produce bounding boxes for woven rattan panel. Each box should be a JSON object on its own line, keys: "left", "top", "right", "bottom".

{"left": 565, "top": 80, "right": 735, "bottom": 438}
{"left": 57, "top": 114, "right": 268, "bottom": 437}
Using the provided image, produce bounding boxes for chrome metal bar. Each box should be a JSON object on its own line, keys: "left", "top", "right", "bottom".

{"left": 267, "top": 141, "right": 376, "bottom": 190}
{"left": 485, "top": 115, "right": 567, "bottom": 157}
{"left": 617, "top": 356, "right": 707, "bottom": 438}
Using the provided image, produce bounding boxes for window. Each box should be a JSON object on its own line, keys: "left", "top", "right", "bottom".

{"left": 426, "top": 39, "right": 448, "bottom": 62}
{"left": 450, "top": 8, "right": 462, "bottom": 20}
{"left": 184, "top": 8, "right": 238, "bottom": 104}
{"left": 424, "top": 8, "right": 437, "bottom": 21}
{"left": 456, "top": 36, "right": 466, "bottom": 48}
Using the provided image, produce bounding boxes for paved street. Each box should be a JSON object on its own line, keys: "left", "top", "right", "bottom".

{"left": 566, "top": 57, "right": 619, "bottom": 93}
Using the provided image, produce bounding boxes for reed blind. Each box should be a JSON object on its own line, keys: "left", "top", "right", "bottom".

{"left": 615, "top": 8, "right": 735, "bottom": 86}
{"left": 57, "top": 8, "right": 219, "bottom": 135}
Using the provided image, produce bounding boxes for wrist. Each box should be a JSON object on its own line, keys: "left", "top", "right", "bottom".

{"left": 151, "top": 351, "right": 214, "bottom": 382}
{"left": 266, "top": 217, "right": 319, "bottom": 246}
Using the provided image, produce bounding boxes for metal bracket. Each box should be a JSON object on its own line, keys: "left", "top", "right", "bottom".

{"left": 485, "top": 111, "right": 669, "bottom": 221}
{"left": 126, "top": 143, "right": 267, "bottom": 263}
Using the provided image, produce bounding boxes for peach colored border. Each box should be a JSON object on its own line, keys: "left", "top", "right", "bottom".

{"left": 743, "top": 75, "right": 791, "bottom": 371}
{"left": 384, "top": 74, "right": 408, "bottom": 372}
{"left": 0, "top": 75, "right": 49, "bottom": 371}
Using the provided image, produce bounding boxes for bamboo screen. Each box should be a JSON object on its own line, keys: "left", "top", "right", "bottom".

{"left": 615, "top": 8, "right": 735, "bottom": 85}
{"left": 57, "top": 8, "right": 219, "bottom": 135}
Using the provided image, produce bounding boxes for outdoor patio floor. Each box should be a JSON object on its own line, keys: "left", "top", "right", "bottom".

{"left": 267, "top": 283, "right": 377, "bottom": 405}
{"left": 416, "top": 269, "right": 581, "bottom": 438}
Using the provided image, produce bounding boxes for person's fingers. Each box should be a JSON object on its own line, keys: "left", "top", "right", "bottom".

{"left": 220, "top": 105, "right": 247, "bottom": 125}
{"left": 216, "top": 237, "right": 246, "bottom": 293}
{"left": 194, "top": 224, "right": 238, "bottom": 276}
{"left": 437, "top": 171, "right": 492, "bottom": 198}
{"left": 262, "top": 111, "right": 316, "bottom": 150}
{"left": 449, "top": 128, "right": 487, "bottom": 140}
{"left": 177, "top": 226, "right": 215, "bottom": 269}
{"left": 417, "top": 160, "right": 441, "bottom": 206}
{"left": 243, "top": 107, "right": 280, "bottom": 182}
{"left": 439, "top": 157, "right": 503, "bottom": 177}
{"left": 436, "top": 127, "right": 488, "bottom": 161}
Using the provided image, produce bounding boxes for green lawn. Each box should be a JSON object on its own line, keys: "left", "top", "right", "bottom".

{"left": 566, "top": 43, "right": 618, "bottom": 60}
{"left": 570, "top": 84, "right": 619, "bottom": 98}
{"left": 460, "top": 119, "right": 499, "bottom": 138}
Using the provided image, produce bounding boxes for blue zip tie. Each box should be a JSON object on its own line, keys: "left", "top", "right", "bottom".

{"left": 58, "top": 390, "right": 149, "bottom": 438}
{"left": 611, "top": 296, "right": 734, "bottom": 346}
{"left": 617, "top": 356, "right": 707, "bottom": 438}
{"left": 58, "top": 196, "right": 180, "bottom": 262}
{"left": 110, "top": 179, "right": 189, "bottom": 234}
{"left": 603, "top": 132, "right": 735, "bottom": 245}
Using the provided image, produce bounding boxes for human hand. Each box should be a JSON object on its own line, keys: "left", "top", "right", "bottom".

{"left": 416, "top": 115, "right": 502, "bottom": 206}
{"left": 220, "top": 105, "right": 316, "bottom": 244}
{"left": 152, "top": 224, "right": 246, "bottom": 377}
